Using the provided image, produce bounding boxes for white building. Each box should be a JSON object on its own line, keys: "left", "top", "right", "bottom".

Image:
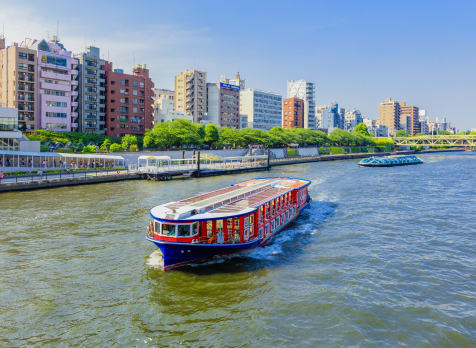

{"left": 363, "top": 117, "right": 389, "bottom": 137}
{"left": 240, "top": 89, "right": 282, "bottom": 130}
{"left": 153, "top": 88, "right": 192, "bottom": 124}
{"left": 240, "top": 114, "right": 248, "bottom": 129}
{"left": 287, "top": 80, "right": 316, "bottom": 129}
{"left": 0, "top": 106, "right": 39, "bottom": 151}
{"left": 345, "top": 109, "right": 363, "bottom": 132}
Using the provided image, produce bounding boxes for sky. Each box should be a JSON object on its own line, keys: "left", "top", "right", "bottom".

{"left": 1, "top": 0, "right": 475, "bottom": 129}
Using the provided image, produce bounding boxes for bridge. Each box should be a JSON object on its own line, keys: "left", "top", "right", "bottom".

{"left": 393, "top": 135, "right": 476, "bottom": 147}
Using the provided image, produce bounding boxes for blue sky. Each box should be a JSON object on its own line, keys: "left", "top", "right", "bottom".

{"left": 1, "top": 0, "right": 475, "bottom": 129}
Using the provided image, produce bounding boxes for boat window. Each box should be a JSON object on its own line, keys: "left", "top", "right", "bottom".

{"left": 177, "top": 224, "right": 190, "bottom": 237}
{"left": 155, "top": 221, "right": 160, "bottom": 233}
{"left": 271, "top": 220, "right": 275, "bottom": 231}
{"left": 259, "top": 227, "right": 264, "bottom": 238}
{"left": 244, "top": 216, "right": 249, "bottom": 227}
{"left": 217, "top": 220, "right": 223, "bottom": 233}
{"left": 227, "top": 218, "right": 233, "bottom": 232}
{"left": 250, "top": 215, "right": 254, "bottom": 225}
{"left": 265, "top": 224, "right": 270, "bottom": 236}
{"left": 162, "top": 223, "right": 176, "bottom": 236}
{"left": 193, "top": 222, "right": 200, "bottom": 236}
{"left": 207, "top": 221, "right": 213, "bottom": 237}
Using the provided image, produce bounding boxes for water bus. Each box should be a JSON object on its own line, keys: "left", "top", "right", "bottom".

{"left": 147, "top": 177, "right": 311, "bottom": 271}
{"left": 359, "top": 155, "right": 423, "bottom": 167}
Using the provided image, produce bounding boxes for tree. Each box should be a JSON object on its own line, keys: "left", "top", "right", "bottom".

{"left": 414, "top": 133, "right": 426, "bottom": 136}
{"left": 396, "top": 130, "right": 410, "bottom": 137}
{"left": 121, "top": 134, "right": 138, "bottom": 151}
{"left": 204, "top": 124, "right": 219, "bottom": 147}
{"left": 354, "top": 123, "right": 371, "bottom": 137}
{"left": 99, "top": 139, "right": 112, "bottom": 152}
{"left": 437, "top": 130, "right": 452, "bottom": 135}
{"left": 81, "top": 144, "right": 97, "bottom": 153}
{"left": 110, "top": 143, "right": 123, "bottom": 152}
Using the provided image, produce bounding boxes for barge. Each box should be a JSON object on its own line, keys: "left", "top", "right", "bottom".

{"left": 359, "top": 155, "right": 423, "bottom": 167}
{"left": 146, "top": 177, "right": 311, "bottom": 271}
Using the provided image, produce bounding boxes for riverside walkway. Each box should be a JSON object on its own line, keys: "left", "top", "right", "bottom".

{"left": 0, "top": 149, "right": 464, "bottom": 192}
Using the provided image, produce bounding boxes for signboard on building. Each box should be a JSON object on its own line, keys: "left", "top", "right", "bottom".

{"left": 220, "top": 82, "right": 240, "bottom": 91}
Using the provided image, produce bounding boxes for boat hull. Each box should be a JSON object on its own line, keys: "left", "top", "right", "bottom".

{"left": 147, "top": 199, "right": 311, "bottom": 271}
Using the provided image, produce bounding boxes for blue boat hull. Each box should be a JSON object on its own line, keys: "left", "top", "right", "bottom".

{"left": 146, "top": 198, "right": 312, "bottom": 271}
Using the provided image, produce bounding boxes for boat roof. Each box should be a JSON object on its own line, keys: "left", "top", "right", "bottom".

{"left": 138, "top": 155, "right": 171, "bottom": 160}
{"left": 150, "top": 177, "right": 311, "bottom": 222}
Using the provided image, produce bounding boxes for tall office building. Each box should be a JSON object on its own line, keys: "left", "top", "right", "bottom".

{"left": 75, "top": 46, "right": 106, "bottom": 133}
{"left": 207, "top": 77, "right": 240, "bottom": 128}
{"left": 378, "top": 98, "right": 400, "bottom": 134}
{"left": 0, "top": 37, "right": 39, "bottom": 131}
{"left": 282, "top": 97, "right": 304, "bottom": 129}
{"left": 315, "top": 102, "right": 342, "bottom": 132}
{"left": 240, "top": 88, "right": 282, "bottom": 130}
{"left": 286, "top": 80, "right": 316, "bottom": 129}
{"left": 400, "top": 102, "right": 420, "bottom": 135}
{"left": 174, "top": 70, "right": 207, "bottom": 123}
{"left": 104, "top": 63, "right": 154, "bottom": 137}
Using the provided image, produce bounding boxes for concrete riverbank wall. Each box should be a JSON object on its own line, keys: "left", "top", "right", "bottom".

{"left": 0, "top": 148, "right": 465, "bottom": 193}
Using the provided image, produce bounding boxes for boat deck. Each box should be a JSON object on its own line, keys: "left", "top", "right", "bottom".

{"left": 150, "top": 178, "right": 309, "bottom": 221}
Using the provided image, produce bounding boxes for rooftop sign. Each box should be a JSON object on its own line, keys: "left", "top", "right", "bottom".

{"left": 220, "top": 82, "right": 240, "bottom": 91}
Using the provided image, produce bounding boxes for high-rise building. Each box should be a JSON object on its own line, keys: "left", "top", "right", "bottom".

{"left": 240, "top": 89, "right": 282, "bottom": 130}
{"left": 74, "top": 46, "right": 106, "bottom": 133}
{"left": 282, "top": 97, "right": 304, "bottom": 129}
{"left": 104, "top": 63, "right": 154, "bottom": 137}
{"left": 344, "top": 109, "right": 363, "bottom": 132}
{"left": 400, "top": 102, "right": 420, "bottom": 135}
{"left": 378, "top": 98, "right": 400, "bottom": 134}
{"left": 31, "top": 37, "right": 79, "bottom": 132}
{"left": 0, "top": 37, "right": 39, "bottom": 131}
{"left": 174, "top": 70, "right": 207, "bottom": 123}
{"left": 286, "top": 80, "right": 316, "bottom": 129}
{"left": 207, "top": 77, "right": 240, "bottom": 128}
{"left": 228, "top": 72, "right": 245, "bottom": 90}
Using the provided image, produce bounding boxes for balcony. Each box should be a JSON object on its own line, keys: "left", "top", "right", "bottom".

{"left": 72, "top": 112, "right": 78, "bottom": 117}
{"left": 40, "top": 70, "right": 70, "bottom": 81}
{"left": 71, "top": 69, "right": 79, "bottom": 75}
{"left": 71, "top": 80, "right": 78, "bottom": 86}
{"left": 41, "top": 81, "right": 70, "bottom": 91}
{"left": 71, "top": 90, "right": 78, "bottom": 96}
{"left": 71, "top": 102, "right": 78, "bottom": 107}
{"left": 71, "top": 123, "right": 78, "bottom": 128}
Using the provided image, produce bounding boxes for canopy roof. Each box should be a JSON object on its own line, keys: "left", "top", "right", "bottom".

{"left": 150, "top": 177, "right": 311, "bottom": 222}
{"left": 0, "top": 150, "right": 124, "bottom": 160}
{"left": 138, "top": 155, "right": 171, "bottom": 160}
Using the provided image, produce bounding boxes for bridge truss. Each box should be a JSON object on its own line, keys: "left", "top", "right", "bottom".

{"left": 394, "top": 135, "right": 476, "bottom": 147}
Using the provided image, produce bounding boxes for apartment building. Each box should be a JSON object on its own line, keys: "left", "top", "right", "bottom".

{"left": 378, "top": 98, "right": 400, "bottom": 134}
{"left": 153, "top": 88, "right": 192, "bottom": 124}
{"left": 287, "top": 80, "right": 316, "bottom": 129}
{"left": 400, "top": 102, "right": 420, "bottom": 135}
{"left": 344, "top": 109, "right": 363, "bottom": 132}
{"left": 207, "top": 78, "right": 240, "bottom": 128}
{"left": 240, "top": 89, "right": 282, "bottom": 130}
{"left": 0, "top": 37, "right": 39, "bottom": 131}
{"left": 174, "top": 70, "right": 207, "bottom": 123}
{"left": 28, "top": 38, "right": 79, "bottom": 132}
{"left": 282, "top": 97, "right": 304, "bottom": 129}
{"left": 75, "top": 46, "right": 106, "bottom": 133}
{"left": 104, "top": 63, "right": 154, "bottom": 137}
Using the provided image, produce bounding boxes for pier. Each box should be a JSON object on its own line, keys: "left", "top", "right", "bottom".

{"left": 0, "top": 148, "right": 465, "bottom": 192}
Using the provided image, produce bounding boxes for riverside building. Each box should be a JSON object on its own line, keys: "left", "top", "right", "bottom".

{"left": 344, "top": 109, "right": 363, "bottom": 132}
{"left": 240, "top": 88, "right": 282, "bottom": 130}
{"left": 0, "top": 37, "right": 39, "bottom": 131}
{"left": 74, "top": 46, "right": 106, "bottom": 133}
{"left": 378, "top": 98, "right": 400, "bottom": 135}
{"left": 153, "top": 88, "right": 192, "bottom": 124}
{"left": 287, "top": 80, "right": 316, "bottom": 129}
{"left": 282, "top": 97, "right": 304, "bottom": 129}
{"left": 31, "top": 37, "right": 79, "bottom": 132}
{"left": 400, "top": 102, "right": 420, "bottom": 135}
{"left": 174, "top": 70, "right": 207, "bottom": 123}
{"left": 104, "top": 63, "right": 154, "bottom": 137}
{"left": 207, "top": 77, "right": 241, "bottom": 128}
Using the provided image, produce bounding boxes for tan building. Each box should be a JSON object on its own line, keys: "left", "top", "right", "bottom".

{"left": 174, "top": 70, "right": 207, "bottom": 123}
{"left": 400, "top": 102, "right": 420, "bottom": 135}
{"left": 378, "top": 98, "right": 400, "bottom": 134}
{"left": 0, "top": 38, "right": 38, "bottom": 131}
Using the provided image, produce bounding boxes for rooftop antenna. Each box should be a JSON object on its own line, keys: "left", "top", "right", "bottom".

{"left": 56, "top": 20, "right": 59, "bottom": 41}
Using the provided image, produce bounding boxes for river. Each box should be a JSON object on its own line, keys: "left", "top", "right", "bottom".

{"left": 1, "top": 152, "right": 475, "bottom": 347}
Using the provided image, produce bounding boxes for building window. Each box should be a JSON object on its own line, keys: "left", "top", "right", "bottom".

{"left": 18, "top": 52, "right": 28, "bottom": 59}
{"left": 133, "top": 90, "right": 138, "bottom": 95}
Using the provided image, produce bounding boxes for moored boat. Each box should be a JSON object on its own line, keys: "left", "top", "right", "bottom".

{"left": 359, "top": 155, "right": 423, "bottom": 167}
{"left": 146, "top": 177, "right": 311, "bottom": 271}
